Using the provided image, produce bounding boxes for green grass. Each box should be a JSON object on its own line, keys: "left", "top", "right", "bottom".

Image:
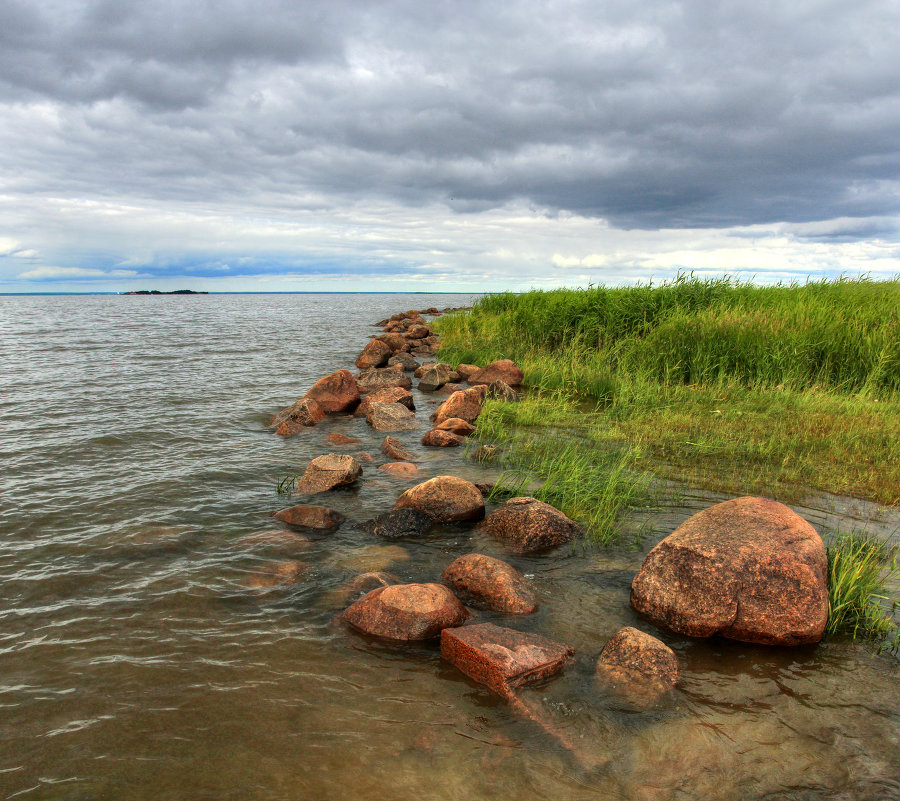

{"left": 826, "top": 532, "right": 899, "bottom": 651}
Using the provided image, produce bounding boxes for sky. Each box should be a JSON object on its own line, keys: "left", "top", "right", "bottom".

{"left": 1, "top": 0, "right": 899, "bottom": 293}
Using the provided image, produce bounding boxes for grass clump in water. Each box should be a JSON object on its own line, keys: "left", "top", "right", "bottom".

{"left": 826, "top": 532, "right": 899, "bottom": 651}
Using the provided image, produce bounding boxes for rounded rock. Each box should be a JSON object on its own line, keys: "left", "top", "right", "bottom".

{"left": 477, "top": 496, "right": 578, "bottom": 553}
{"left": 343, "top": 583, "right": 468, "bottom": 640}
{"left": 394, "top": 476, "right": 485, "bottom": 522}
{"left": 441, "top": 553, "right": 537, "bottom": 613}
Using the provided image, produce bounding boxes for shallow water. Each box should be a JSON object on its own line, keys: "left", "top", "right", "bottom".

{"left": 1, "top": 294, "right": 898, "bottom": 801}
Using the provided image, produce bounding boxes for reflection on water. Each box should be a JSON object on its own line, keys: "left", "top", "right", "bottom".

{"left": 0, "top": 294, "right": 898, "bottom": 801}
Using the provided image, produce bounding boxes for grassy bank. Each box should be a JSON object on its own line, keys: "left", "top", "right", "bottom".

{"left": 437, "top": 275, "right": 900, "bottom": 507}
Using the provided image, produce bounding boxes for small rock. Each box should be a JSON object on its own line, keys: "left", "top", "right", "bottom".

{"left": 355, "top": 451, "right": 374, "bottom": 462}
{"left": 243, "top": 560, "right": 308, "bottom": 589}
{"left": 375, "top": 332, "right": 409, "bottom": 353}
{"left": 344, "top": 583, "right": 468, "bottom": 640}
{"left": 356, "top": 367, "right": 412, "bottom": 394}
{"left": 474, "top": 482, "right": 495, "bottom": 496}
{"left": 274, "top": 503, "right": 345, "bottom": 530}
{"left": 421, "top": 429, "right": 465, "bottom": 447}
{"left": 387, "top": 352, "right": 420, "bottom": 371}
{"left": 595, "top": 627, "right": 679, "bottom": 707}
{"left": 455, "top": 363, "right": 480, "bottom": 380}
{"left": 405, "top": 324, "right": 431, "bottom": 339}
{"left": 431, "top": 386, "right": 487, "bottom": 425}
{"left": 355, "top": 386, "right": 415, "bottom": 417}
{"left": 302, "top": 369, "right": 361, "bottom": 414}
{"left": 365, "top": 401, "right": 418, "bottom": 432}
{"left": 380, "top": 435, "right": 414, "bottom": 461}
{"left": 330, "top": 544, "right": 411, "bottom": 573}
{"left": 292, "top": 453, "right": 362, "bottom": 495}
{"left": 478, "top": 497, "right": 578, "bottom": 553}
{"left": 356, "top": 339, "right": 392, "bottom": 369}
{"left": 435, "top": 418, "right": 476, "bottom": 436}
{"left": 377, "top": 461, "right": 419, "bottom": 478}
{"left": 271, "top": 397, "right": 326, "bottom": 435}
{"left": 418, "top": 364, "right": 452, "bottom": 392}
{"left": 441, "top": 623, "right": 573, "bottom": 696}
{"left": 441, "top": 554, "right": 537, "bottom": 613}
{"left": 437, "top": 382, "right": 464, "bottom": 395}
{"left": 327, "top": 432, "right": 362, "bottom": 446}
{"left": 413, "top": 362, "right": 441, "bottom": 378}
{"left": 373, "top": 508, "right": 433, "bottom": 538}
{"left": 394, "top": 476, "right": 485, "bottom": 522}
{"left": 467, "top": 359, "right": 524, "bottom": 387}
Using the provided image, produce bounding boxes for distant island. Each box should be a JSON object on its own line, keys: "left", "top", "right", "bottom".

{"left": 121, "top": 289, "right": 208, "bottom": 295}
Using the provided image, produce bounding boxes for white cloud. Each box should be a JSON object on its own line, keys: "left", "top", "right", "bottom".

{"left": 18, "top": 265, "right": 139, "bottom": 279}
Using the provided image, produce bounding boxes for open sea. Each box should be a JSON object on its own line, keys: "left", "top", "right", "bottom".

{"left": 1, "top": 293, "right": 899, "bottom": 801}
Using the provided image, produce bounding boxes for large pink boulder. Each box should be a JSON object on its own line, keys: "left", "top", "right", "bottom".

{"left": 303, "top": 369, "right": 360, "bottom": 414}
{"left": 630, "top": 496, "right": 828, "bottom": 646}
{"left": 343, "top": 583, "right": 468, "bottom": 640}
{"left": 394, "top": 476, "right": 485, "bottom": 522}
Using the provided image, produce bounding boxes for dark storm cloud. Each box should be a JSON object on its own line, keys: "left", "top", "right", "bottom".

{"left": 2, "top": 0, "right": 899, "bottom": 229}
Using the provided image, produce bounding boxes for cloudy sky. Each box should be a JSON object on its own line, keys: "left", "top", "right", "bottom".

{"left": 1, "top": 0, "right": 899, "bottom": 292}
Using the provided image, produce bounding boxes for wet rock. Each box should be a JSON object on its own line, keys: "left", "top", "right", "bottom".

{"left": 234, "top": 529, "right": 312, "bottom": 552}
{"left": 441, "top": 554, "right": 537, "bottom": 613}
{"left": 327, "top": 432, "right": 362, "bottom": 446}
{"left": 243, "top": 559, "right": 308, "bottom": 589}
{"left": 431, "top": 386, "right": 487, "bottom": 425}
{"left": 413, "top": 362, "right": 441, "bottom": 378}
{"left": 435, "top": 417, "right": 476, "bottom": 436}
{"left": 410, "top": 345, "right": 437, "bottom": 358}
{"left": 355, "top": 451, "right": 374, "bottom": 462}
{"left": 356, "top": 339, "right": 392, "bottom": 369}
{"left": 630, "top": 496, "right": 828, "bottom": 646}
{"left": 380, "top": 435, "right": 414, "bottom": 461}
{"left": 486, "top": 380, "right": 520, "bottom": 402}
{"left": 384, "top": 320, "right": 404, "bottom": 333}
{"left": 377, "top": 461, "right": 419, "bottom": 478}
{"left": 356, "top": 367, "right": 412, "bottom": 394}
{"left": 437, "top": 382, "right": 463, "bottom": 395}
{"left": 387, "top": 352, "right": 420, "bottom": 371}
{"left": 421, "top": 428, "right": 465, "bottom": 447}
{"left": 330, "top": 544, "right": 411, "bottom": 573}
{"left": 274, "top": 503, "right": 345, "bottom": 530}
{"left": 441, "top": 622, "right": 573, "bottom": 696}
{"left": 418, "top": 364, "right": 452, "bottom": 392}
{"left": 595, "top": 627, "right": 679, "bottom": 707}
{"left": 344, "top": 583, "right": 468, "bottom": 640}
{"left": 394, "top": 476, "right": 485, "bottom": 522}
{"left": 355, "top": 386, "right": 415, "bottom": 417}
{"left": 455, "top": 363, "right": 480, "bottom": 380}
{"left": 346, "top": 571, "right": 398, "bottom": 595}
{"left": 467, "top": 359, "right": 524, "bottom": 387}
{"left": 292, "top": 453, "right": 362, "bottom": 495}
{"left": 375, "top": 332, "right": 409, "bottom": 353}
{"left": 478, "top": 497, "right": 578, "bottom": 553}
{"left": 302, "top": 369, "right": 361, "bottom": 414}
{"left": 373, "top": 508, "right": 433, "bottom": 539}
{"left": 271, "top": 397, "right": 326, "bottom": 436}
{"left": 405, "top": 324, "right": 431, "bottom": 339}
{"left": 364, "top": 401, "right": 418, "bottom": 432}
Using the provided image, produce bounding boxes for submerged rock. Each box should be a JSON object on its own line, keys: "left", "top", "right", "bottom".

{"left": 343, "top": 583, "right": 468, "bottom": 640}
{"left": 441, "top": 623, "right": 573, "bottom": 696}
{"left": 235, "top": 529, "right": 312, "bottom": 552}
{"left": 243, "top": 559, "right": 308, "bottom": 589}
{"left": 373, "top": 507, "right": 433, "bottom": 539}
{"left": 302, "top": 369, "right": 360, "bottom": 414}
{"left": 377, "top": 461, "right": 419, "bottom": 478}
{"left": 630, "top": 496, "right": 828, "bottom": 646}
{"left": 478, "top": 497, "right": 579, "bottom": 553}
{"left": 292, "top": 453, "right": 362, "bottom": 495}
{"left": 441, "top": 554, "right": 537, "bottom": 613}
{"left": 326, "top": 432, "right": 361, "bottom": 446}
{"left": 394, "top": 476, "right": 485, "bottom": 523}
{"left": 595, "top": 627, "right": 679, "bottom": 708}
{"left": 274, "top": 503, "right": 345, "bottom": 530}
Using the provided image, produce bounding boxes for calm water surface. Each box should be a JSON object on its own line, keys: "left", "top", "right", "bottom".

{"left": 1, "top": 294, "right": 898, "bottom": 801}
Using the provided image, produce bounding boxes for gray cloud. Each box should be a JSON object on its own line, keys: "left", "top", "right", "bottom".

{"left": 1, "top": 0, "right": 899, "bottom": 239}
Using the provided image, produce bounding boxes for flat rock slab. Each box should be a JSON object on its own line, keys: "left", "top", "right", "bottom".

{"left": 630, "top": 496, "right": 828, "bottom": 646}
{"left": 441, "top": 623, "right": 574, "bottom": 696}
{"left": 292, "top": 453, "right": 362, "bottom": 495}
{"left": 365, "top": 401, "right": 418, "bottom": 432}
{"left": 344, "top": 583, "right": 468, "bottom": 641}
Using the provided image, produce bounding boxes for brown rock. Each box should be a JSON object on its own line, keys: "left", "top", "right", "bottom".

{"left": 441, "top": 554, "right": 537, "bottom": 613}
{"left": 405, "top": 324, "right": 431, "bottom": 339}
{"left": 441, "top": 623, "right": 573, "bottom": 696}
{"left": 303, "top": 369, "right": 361, "bottom": 414}
{"left": 595, "top": 627, "right": 679, "bottom": 701}
{"left": 327, "top": 432, "right": 362, "bottom": 445}
{"left": 394, "top": 476, "right": 485, "bottom": 522}
{"left": 467, "top": 359, "right": 524, "bottom": 387}
{"left": 343, "top": 583, "right": 468, "bottom": 640}
{"left": 437, "top": 382, "right": 463, "bottom": 395}
{"left": 380, "top": 435, "right": 414, "bottom": 461}
{"left": 418, "top": 363, "right": 452, "bottom": 392}
{"left": 364, "top": 401, "right": 418, "bottom": 432}
{"left": 271, "top": 397, "right": 326, "bottom": 436}
{"left": 630, "top": 496, "right": 828, "bottom": 646}
{"left": 384, "top": 320, "right": 404, "bottom": 332}
{"left": 478, "top": 497, "right": 578, "bottom": 553}
{"left": 355, "top": 386, "right": 415, "bottom": 417}
{"left": 447, "top": 370, "right": 462, "bottom": 383}
{"left": 377, "top": 461, "right": 420, "bottom": 478}
{"left": 356, "top": 367, "right": 412, "bottom": 394}
{"left": 347, "top": 571, "right": 398, "bottom": 595}
{"left": 355, "top": 339, "right": 392, "bottom": 369}
{"left": 292, "top": 453, "right": 362, "bottom": 495}
{"left": 414, "top": 362, "right": 442, "bottom": 378}
{"left": 455, "top": 363, "right": 480, "bottom": 380}
{"left": 355, "top": 451, "right": 374, "bottom": 462}
{"left": 435, "top": 417, "right": 476, "bottom": 435}
{"left": 373, "top": 508, "right": 433, "bottom": 538}
{"left": 375, "top": 332, "right": 409, "bottom": 353}
{"left": 431, "top": 386, "right": 487, "bottom": 425}
{"left": 387, "top": 352, "right": 420, "bottom": 371}
{"left": 243, "top": 560, "right": 308, "bottom": 589}
{"left": 421, "top": 429, "right": 465, "bottom": 447}
{"left": 274, "top": 503, "right": 345, "bottom": 530}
